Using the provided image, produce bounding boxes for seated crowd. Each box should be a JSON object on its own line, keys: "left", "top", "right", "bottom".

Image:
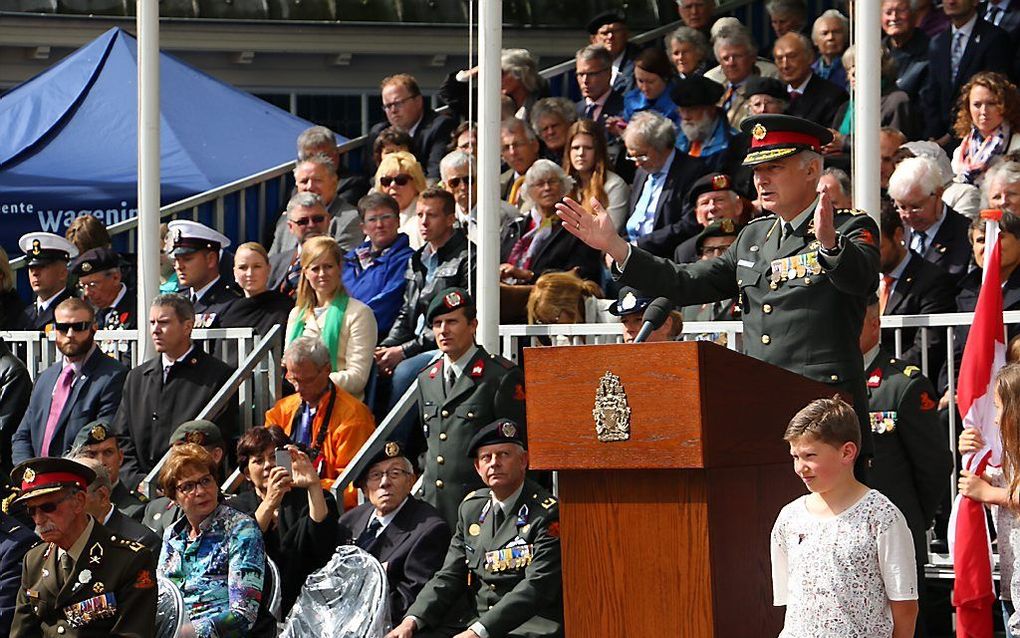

{"left": 4, "top": 0, "right": 1020, "bottom": 636}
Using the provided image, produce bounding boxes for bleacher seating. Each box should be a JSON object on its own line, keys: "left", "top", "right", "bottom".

{"left": 195, "top": 0, "right": 269, "bottom": 19}
{"left": 0, "top": 0, "right": 56, "bottom": 12}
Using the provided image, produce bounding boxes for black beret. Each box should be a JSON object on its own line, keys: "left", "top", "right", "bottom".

{"left": 72, "top": 419, "right": 116, "bottom": 451}
{"left": 71, "top": 247, "right": 120, "bottom": 276}
{"left": 688, "top": 173, "right": 736, "bottom": 206}
{"left": 425, "top": 287, "right": 474, "bottom": 324}
{"left": 743, "top": 76, "right": 787, "bottom": 101}
{"left": 355, "top": 441, "right": 412, "bottom": 485}
{"left": 170, "top": 420, "right": 224, "bottom": 448}
{"left": 587, "top": 10, "right": 626, "bottom": 34}
{"left": 467, "top": 419, "right": 526, "bottom": 457}
{"left": 695, "top": 219, "right": 742, "bottom": 252}
{"left": 670, "top": 75, "right": 725, "bottom": 108}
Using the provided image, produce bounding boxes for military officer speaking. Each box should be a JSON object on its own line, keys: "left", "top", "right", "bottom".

{"left": 556, "top": 113, "right": 881, "bottom": 469}
{"left": 386, "top": 420, "right": 562, "bottom": 638}
{"left": 414, "top": 288, "right": 527, "bottom": 528}
{"left": 8, "top": 457, "right": 156, "bottom": 637}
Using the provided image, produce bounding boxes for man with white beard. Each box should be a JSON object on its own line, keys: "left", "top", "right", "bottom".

{"left": 671, "top": 75, "right": 743, "bottom": 175}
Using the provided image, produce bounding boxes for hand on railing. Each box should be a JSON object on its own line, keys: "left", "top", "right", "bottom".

{"left": 939, "top": 390, "right": 954, "bottom": 412}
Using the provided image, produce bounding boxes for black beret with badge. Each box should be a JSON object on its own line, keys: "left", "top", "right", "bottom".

{"left": 18, "top": 232, "right": 78, "bottom": 268}
{"left": 425, "top": 287, "right": 474, "bottom": 324}
{"left": 468, "top": 419, "right": 526, "bottom": 457}
{"left": 688, "top": 172, "right": 736, "bottom": 207}
{"left": 743, "top": 76, "right": 787, "bottom": 101}
{"left": 170, "top": 419, "right": 224, "bottom": 448}
{"left": 10, "top": 457, "right": 96, "bottom": 505}
{"left": 355, "top": 440, "right": 414, "bottom": 485}
{"left": 71, "top": 247, "right": 120, "bottom": 276}
{"left": 740, "top": 114, "right": 833, "bottom": 167}
{"left": 695, "top": 218, "right": 743, "bottom": 253}
{"left": 72, "top": 419, "right": 116, "bottom": 451}
{"left": 586, "top": 9, "right": 626, "bottom": 34}
{"left": 670, "top": 75, "right": 725, "bottom": 108}
{"left": 607, "top": 286, "right": 653, "bottom": 317}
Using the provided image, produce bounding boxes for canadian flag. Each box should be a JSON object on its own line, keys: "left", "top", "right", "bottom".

{"left": 950, "top": 209, "right": 1007, "bottom": 637}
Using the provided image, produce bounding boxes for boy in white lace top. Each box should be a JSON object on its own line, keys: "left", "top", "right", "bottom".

{"left": 771, "top": 396, "right": 918, "bottom": 638}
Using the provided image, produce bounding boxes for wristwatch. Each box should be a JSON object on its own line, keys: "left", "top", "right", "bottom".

{"left": 819, "top": 233, "right": 845, "bottom": 256}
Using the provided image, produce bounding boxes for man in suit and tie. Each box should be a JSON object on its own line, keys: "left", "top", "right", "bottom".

{"left": 499, "top": 119, "right": 541, "bottom": 207}
{"left": 168, "top": 219, "right": 241, "bottom": 329}
{"left": 11, "top": 299, "right": 127, "bottom": 466}
{"left": 773, "top": 32, "right": 848, "bottom": 128}
{"left": 888, "top": 156, "right": 973, "bottom": 281}
{"left": 339, "top": 441, "right": 451, "bottom": 625}
{"left": 268, "top": 192, "right": 331, "bottom": 298}
{"left": 16, "top": 232, "right": 77, "bottom": 333}
{"left": 574, "top": 45, "right": 625, "bottom": 126}
{"left": 413, "top": 288, "right": 526, "bottom": 527}
{"left": 621, "top": 111, "right": 707, "bottom": 258}
{"left": 705, "top": 25, "right": 781, "bottom": 128}
{"left": 112, "top": 294, "right": 237, "bottom": 494}
{"left": 877, "top": 203, "right": 957, "bottom": 377}
{"left": 587, "top": 10, "right": 640, "bottom": 95}
{"left": 366, "top": 74, "right": 458, "bottom": 181}
{"left": 921, "top": 0, "right": 1013, "bottom": 141}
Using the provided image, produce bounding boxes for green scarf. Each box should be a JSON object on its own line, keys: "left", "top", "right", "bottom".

{"left": 839, "top": 100, "right": 854, "bottom": 137}
{"left": 287, "top": 293, "right": 349, "bottom": 371}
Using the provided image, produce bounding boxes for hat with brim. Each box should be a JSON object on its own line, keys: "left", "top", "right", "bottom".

{"left": 167, "top": 220, "right": 231, "bottom": 258}
{"left": 607, "top": 287, "right": 652, "bottom": 317}
{"left": 740, "top": 114, "right": 833, "bottom": 167}
{"left": 19, "top": 232, "right": 78, "bottom": 268}
{"left": 11, "top": 457, "right": 96, "bottom": 505}
{"left": 670, "top": 76, "right": 725, "bottom": 108}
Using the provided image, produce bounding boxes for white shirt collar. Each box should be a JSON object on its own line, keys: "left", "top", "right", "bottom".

{"left": 191, "top": 276, "right": 220, "bottom": 303}
{"left": 102, "top": 503, "right": 115, "bottom": 525}
{"left": 407, "top": 114, "right": 424, "bottom": 138}
{"left": 161, "top": 344, "right": 195, "bottom": 370}
{"left": 109, "top": 283, "right": 127, "bottom": 309}
{"left": 444, "top": 344, "right": 479, "bottom": 381}
{"left": 373, "top": 496, "right": 410, "bottom": 531}
{"left": 37, "top": 289, "right": 64, "bottom": 312}
{"left": 953, "top": 13, "right": 978, "bottom": 39}
{"left": 491, "top": 483, "right": 525, "bottom": 515}
{"left": 63, "top": 344, "right": 96, "bottom": 376}
{"left": 788, "top": 73, "right": 812, "bottom": 94}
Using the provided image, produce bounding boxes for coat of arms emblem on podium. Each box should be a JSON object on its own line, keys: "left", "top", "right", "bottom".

{"left": 593, "top": 371, "right": 631, "bottom": 442}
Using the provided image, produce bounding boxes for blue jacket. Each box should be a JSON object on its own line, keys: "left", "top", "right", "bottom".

{"left": 0, "top": 513, "right": 37, "bottom": 636}
{"left": 342, "top": 233, "right": 415, "bottom": 339}
{"left": 11, "top": 347, "right": 127, "bottom": 463}
{"left": 622, "top": 83, "right": 680, "bottom": 128}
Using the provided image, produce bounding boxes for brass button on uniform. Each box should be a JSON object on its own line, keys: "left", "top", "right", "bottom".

{"left": 769, "top": 281, "right": 779, "bottom": 290}
{"left": 761, "top": 334, "right": 771, "bottom": 345}
{"left": 830, "top": 374, "right": 839, "bottom": 382}
{"left": 762, "top": 304, "right": 772, "bottom": 314}
{"left": 441, "top": 409, "right": 450, "bottom": 417}
{"left": 804, "top": 277, "right": 812, "bottom": 285}
{"left": 439, "top": 433, "right": 448, "bottom": 441}
{"left": 437, "top": 455, "right": 445, "bottom": 465}
{"left": 737, "top": 279, "right": 743, "bottom": 285}
{"left": 466, "top": 411, "right": 475, "bottom": 418}
{"left": 57, "top": 628, "right": 66, "bottom": 635}
{"left": 436, "top": 480, "right": 444, "bottom": 488}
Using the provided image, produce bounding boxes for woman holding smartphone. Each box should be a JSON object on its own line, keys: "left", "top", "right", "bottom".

{"left": 229, "top": 425, "right": 339, "bottom": 615}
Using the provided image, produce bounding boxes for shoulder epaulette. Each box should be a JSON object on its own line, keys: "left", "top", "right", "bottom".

{"left": 836, "top": 207, "right": 867, "bottom": 216}
{"left": 110, "top": 535, "right": 146, "bottom": 553}
{"left": 535, "top": 493, "right": 558, "bottom": 510}
{"left": 463, "top": 489, "right": 489, "bottom": 503}
{"left": 489, "top": 353, "right": 516, "bottom": 370}
{"left": 884, "top": 356, "right": 922, "bottom": 379}
{"left": 747, "top": 215, "right": 776, "bottom": 224}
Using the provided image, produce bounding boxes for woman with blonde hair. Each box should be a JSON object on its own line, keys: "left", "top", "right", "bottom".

{"left": 526, "top": 271, "right": 603, "bottom": 326}
{"left": 285, "top": 236, "right": 377, "bottom": 400}
{"left": 0, "top": 247, "right": 24, "bottom": 329}
{"left": 374, "top": 151, "right": 428, "bottom": 249}
{"left": 221, "top": 241, "right": 293, "bottom": 337}
{"left": 562, "top": 119, "right": 630, "bottom": 230}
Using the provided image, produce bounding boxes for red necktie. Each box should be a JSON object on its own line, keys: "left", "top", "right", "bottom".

{"left": 879, "top": 275, "right": 894, "bottom": 314}
{"left": 41, "top": 366, "right": 74, "bottom": 456}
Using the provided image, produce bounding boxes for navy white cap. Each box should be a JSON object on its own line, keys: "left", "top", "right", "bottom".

{"left": 167, "top": 220, "right": 231, "bottom": 257}
{"left": 19, "top": 232, "right": 78, "bottom": 267}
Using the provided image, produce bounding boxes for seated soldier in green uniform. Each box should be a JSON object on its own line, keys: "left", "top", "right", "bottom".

{"left": 8, "top": 457, "right": 156, "bottom": 637}
{"left": 386, "top": 419, "right": 562, "bottom": 638}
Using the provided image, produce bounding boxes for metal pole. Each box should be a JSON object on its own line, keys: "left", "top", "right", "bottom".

{"left": 851, "top": 0, "right": 880, "bottom": 225}
{"left": 475, "top": 0, "right": 501, "bottom": 351}
{"left": 137, "top": 0, "right": 160, "bottom": 361}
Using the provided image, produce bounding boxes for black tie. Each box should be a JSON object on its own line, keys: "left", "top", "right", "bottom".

{"left": 494, "top": 506, "right": 506, "bottom": 532}
{"left": 445, "top": 367, "right": 456, "bottom": 396}
{"left": 191, "top": 292, "right": 199, "bottom": 305}
{"left": 784, "top": 222, "right": 795, "bottom": 240}
{"left": 356, "top": 518, "right": 382, "bottom": 549}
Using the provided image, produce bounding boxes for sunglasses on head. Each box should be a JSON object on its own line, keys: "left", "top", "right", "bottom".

{"left": 54, "top": 321, "right": 92, "bottom": 333}
{"left": 380, "top": 174, "right": 412, "bottom": 188}
{"left": 290, "top": 214, "right": 326, "bottom": 227}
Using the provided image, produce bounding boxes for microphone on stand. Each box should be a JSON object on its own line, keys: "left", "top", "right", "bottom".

{"left": 633, "top": 297, "right": 673, "bottom": 343}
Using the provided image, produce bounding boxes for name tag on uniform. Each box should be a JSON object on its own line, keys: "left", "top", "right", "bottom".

{"left": 64, "top": 592, "right": 117, "bottom": 627}
{"left": 737, "top": 259, "right": 756, "bottom": 268}
{"left": 484, "top": 544, "right": 534, "bottom": 572}
{"left": 869, "top": 411, "right": 898, "bottom": 434}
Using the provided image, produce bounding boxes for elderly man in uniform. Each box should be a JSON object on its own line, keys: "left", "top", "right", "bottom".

{"left": 71, "top": 248, "right": 135, "bottom": 330}
{"left": 414, "top": 288, "right": 526, "bottom": 528}
{"left": 860, "top": 296, "right": 951, "bottom": 635}
{"left": 69, "top": 420, "right": 145, "bottom": 521}
{"left": 17, "top": 232, "right": 78, "bottom": 332}
{"left": 386, "top": 420, "right": 562, "bottom": 638}
{"left": 673, "top": 172, "right": 745, "bottom": 263}
{"left": 557, "top": 113, "right": 880, "bottom": 475}
{"left": 0, "top": 511, "right": 37, "bottom": 636}
{"left": 9, "top": 457, "right": 156, "bottom": 637}
{"left": 72, "top": 457, "right": 160, "bottom": 554}
{"left": 167, "top": 220, "right": 240, "bottom": 329}
{"left": 339, "top": 441, "right": 451, "bottom": 625}
{"left": 681, "top": 219, "right": 744, "bottom": 327}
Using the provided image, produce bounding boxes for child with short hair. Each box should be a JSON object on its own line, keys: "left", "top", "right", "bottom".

{"left": 771, "top": 396, "right": 918, "bottom": 638}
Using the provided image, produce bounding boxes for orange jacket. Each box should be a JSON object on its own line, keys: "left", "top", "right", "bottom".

{"left": 264, "top": 383, "right": 375, "bottom": 509}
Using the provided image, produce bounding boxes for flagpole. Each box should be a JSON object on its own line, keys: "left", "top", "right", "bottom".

{"left": 137, "top": 0, "right": 160, "bottom": 361}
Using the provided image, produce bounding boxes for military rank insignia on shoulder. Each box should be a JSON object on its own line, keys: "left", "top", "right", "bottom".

{"left": 746, "top": 214, "right": 775, "bottom": 225}
{"left": 463, "top": 489, "right": 489, "bottom": 503}
{"left": 115, "top": 537, "right": 146, "bottom": 552}
{"left": 836, "top": 208, "right": 867, "bottom": 216}
{"left": 539, "top": 495, "right": 557, "bottom": 510}
{"left": 490, "top": 353, "right": 516, "bottom": 370}
{"left": 902, "top": 365, "right": 921, "bottom": 378}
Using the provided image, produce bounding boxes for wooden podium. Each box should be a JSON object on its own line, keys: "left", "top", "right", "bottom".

{"left": 523, "top": 341, "right": 837, "bottom": 637}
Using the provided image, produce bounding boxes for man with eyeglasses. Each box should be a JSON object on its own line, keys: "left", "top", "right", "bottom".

{"left": 499, "top": 119, "right": 542, "bottom": 208}
{"left": 387, "top": 419, "right": 562, "bottom": 638}
{"left": 573, "top": 45, "right": 625, "bottom": 127}
{"left": 367, "top": 73, "right": 457, "bottom": 181}
{"left": 339, "top": 440, "right": 450, "bottom": 625}
{"left": 269, "top": 155, "right": 363, "bottom": 258}
{"left": 887, "top": 155, "right": 972, "bottom": 281}
{"left": 71, "top": 247, "right": 135, "bottom": 330}
{"left": 16, "top": 232, "right": 77, "bottom": 333}
{"left": 342, "top": 192, "right": 416, "bottom": 338}
{"left": 9, "top": 457, "right": 156, "bottom": 638}
{"left": 269, "top": 191, "right": 333, "bottom": 299}
{"left": 587, "top": 10, "right": 640, "bottom": 95}
{"left": 11, "top": 298, "right": 127, "bottom": 466}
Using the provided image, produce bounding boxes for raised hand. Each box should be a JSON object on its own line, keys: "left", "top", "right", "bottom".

{"left": 813, "top": 184, "right": 837, "bottom": 250}
{"left": 555, "top": 197, "right": 630, "bottom": 263}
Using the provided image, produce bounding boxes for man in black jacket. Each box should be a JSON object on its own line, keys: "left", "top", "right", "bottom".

{"left": 339, "top": 442, "right": 450, "bottom": 624}
{"left": 773, "top": 32, "right": 848, "bottom": 128}
{"left": 112, "top": 294, "right": 237, "bottom": 494}
{"left": 16, "top": 232, "right": 76, "bottom": 332}
{"left": 74, "top": 456, "right": 161, "bottom": 554}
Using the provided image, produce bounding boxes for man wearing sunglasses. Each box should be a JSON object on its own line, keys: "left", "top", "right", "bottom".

{"left": 440, "top": 151, "right": 519, "bottom": 256}
{"left": 11, "top": 298, "right": 127, "bottom": 466}
{"left": 269, "top": 192, "right": 333, "bottom": 298}
{"left": 9, "top": 457, "right": 156, "bottom": 637}
{"left": 16, "top": 232, "right": 77, "bottom": 333}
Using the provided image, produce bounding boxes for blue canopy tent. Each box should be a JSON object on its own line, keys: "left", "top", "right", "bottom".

{"left": 0, "top": 27, "right": 344, "bottom": 255}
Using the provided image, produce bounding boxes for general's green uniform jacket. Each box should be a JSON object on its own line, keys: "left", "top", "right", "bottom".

{"left": 10, "top": 519, "right": 157, "bottom": 638}
{"left": 416, "top": 347, "right": 526, "bottom": 527}
{"left": 407, "top": 478, "right": 563, "bottom": 638}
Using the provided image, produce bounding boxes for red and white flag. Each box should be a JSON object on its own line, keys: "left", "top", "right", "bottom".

{"left": 949, "top": 209, "right": 1007, "bottom": 638}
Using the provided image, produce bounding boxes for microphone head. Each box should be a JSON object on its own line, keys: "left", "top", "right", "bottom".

{"left": 640, "top": 297, "right": 673, "bottom": 331}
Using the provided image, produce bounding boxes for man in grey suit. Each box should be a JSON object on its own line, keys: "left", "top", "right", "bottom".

{"left": 11, "top": 298, "right": 127, "bottom": 464}
{"left": 268, "top": 192, "right": 332, "bottom": 297}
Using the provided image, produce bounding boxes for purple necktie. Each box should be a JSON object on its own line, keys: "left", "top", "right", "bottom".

{"left": 41, "top": 366, "right": 74, "bottom": 456}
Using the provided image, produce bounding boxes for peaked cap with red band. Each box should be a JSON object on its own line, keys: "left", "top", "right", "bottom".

{"left": 740, "top": 114, "right": 833, "bottom": 166}
{"left": 10, "top": 457, "right": 96, "bottom": 505}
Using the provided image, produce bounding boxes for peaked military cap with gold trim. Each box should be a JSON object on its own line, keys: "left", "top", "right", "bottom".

{"left": 740, "top": 114, "right": 833, "bottom": 166}
{"left": 11, "top": 457, "right": 96, "bottom": 505}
